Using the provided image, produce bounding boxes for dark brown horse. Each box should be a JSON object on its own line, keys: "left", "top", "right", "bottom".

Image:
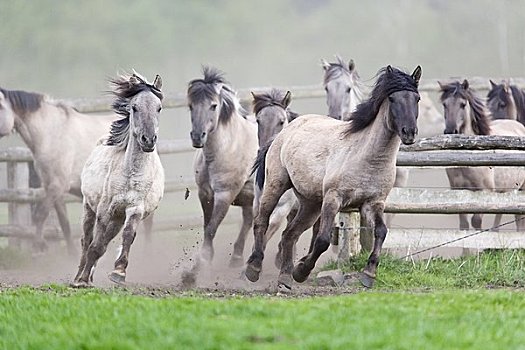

{"left": 487, "top": 80, "right": 525, "bottom": 125}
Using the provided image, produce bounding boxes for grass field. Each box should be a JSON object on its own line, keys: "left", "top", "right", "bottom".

{"left": 1, "top": 286, "right": 525, "bottom": 350}
{"left": 2, "top": 250, "right": 525, "bottom": 349}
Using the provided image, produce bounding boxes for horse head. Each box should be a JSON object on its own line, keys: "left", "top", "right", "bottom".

{"left": 252, "top": 89, "right": 291, "bottom": 148}
{"left": 187, "top": 67, "right": 240, "bottom": 148}
{"left": 487, "top": 80, "right": 517, "bottom": 120}
{"left": 0, "top": 90, "right": 16, "bottom": 137}
{"left": 322, "top": 56, "right": 359, "bottom": 120}
{"left": 387, "top": 65, "right": 421, "bottom": 145}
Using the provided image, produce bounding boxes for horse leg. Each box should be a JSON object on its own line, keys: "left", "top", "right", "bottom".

{"left": 245, "top": 181, "right": 291, "bottom": 282}
{"left": 278, "top": 200, "right": 320, "bottom": 290}
{"left": 32, "top": 196, "right": 54, "bottom": 252}
{"left": 201, "top": 191, "right": 234, "bottom": 263}
{"left": 471, "top": 213, "right": 483, "bottom": 230}
{"left": 293, "top": 190, "right": 341, "bottom": 283}
{"left": 140, "top": 213, "right": 154, "bottom": 244}
{"left": 54, "top": 200, "right": 76, "bottom": 256}
{"left": 198, "top": 188, "right": 214, "bottom": 228}
{"left": 492, "top": 214, "right": 502, "bottom": 232}
{"left": 229, "top": 204, "right": 253, "bottom": 267}
{"left": 111, "top": 207, "right": 143, "bottom": 284}
{"left": 459, "top": 213, "right": 469, "bottom": 230}
{"left": 72, "top": 214, "right": 124, "bottom": 287}
{"left": 360, "top": 202, "right": 387, "bottom": 288}
{"left": 74, "top": 203, "right": 95, "bottom": 281}
{"left": 274, "top": 202, "right": 299, "bottom": 268}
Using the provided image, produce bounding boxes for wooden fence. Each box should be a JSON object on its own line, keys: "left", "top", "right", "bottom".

{"left": 2, "top": 78, "right": 525, "bottom": 259}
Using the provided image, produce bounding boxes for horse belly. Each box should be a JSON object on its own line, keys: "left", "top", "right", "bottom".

{"left": 494, "top": 167, "right": 525, "bottom": 192}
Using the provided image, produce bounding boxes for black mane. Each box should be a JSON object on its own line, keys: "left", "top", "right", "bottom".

{"left": 0, "top": 88, "right": 43, "bottom": 117}
{"left": 440, "top": 81, "right": 491, "bottom": 135}
{"left": 345, "top": 66, "right": 419, "bottom": 135}
{"left": 510, "top": 85, "right": 525, "bottom": 124}
{"left": 105, "top": 74, "right": 163, "bottom": 147}
{"left": 252, "top": 89, "right": 288, "bottom": 115}
{"left": 187, "top": 66, "right": 245, "bottom": 123}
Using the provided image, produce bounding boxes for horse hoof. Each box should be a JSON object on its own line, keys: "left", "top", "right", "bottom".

{"left": 70, "top": 280, "right": 92, "bottom": 288}
{"left": 277, "top": 283, "right": 292, "bottom": 295}
{"left": 359, "top": 272, "right": 376, "bottom": 288}
{"left": 244, "top": 264, "right": 261, "bottom": 282}
{"left": 181, "top": 270, "right": 197, "bottom": 288}
{"left": 108, "top": 271, "right": 126, "bottom": 285}
{"left": 229, "top": 255, "right": 244, "bottom": 268}
{"left": 277, "top": 274, "right": 293, "bottom": 290}
{"left": 292, "top": 262, "right": 310, "bottom": 283}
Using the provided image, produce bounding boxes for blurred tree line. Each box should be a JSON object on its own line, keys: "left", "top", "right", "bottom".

{"left": 0, "top": 0, "right": 523, "bottom": 98}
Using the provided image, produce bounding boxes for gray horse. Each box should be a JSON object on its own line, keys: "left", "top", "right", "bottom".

{"left": 440, "top": 80, "right": 525, "bottom": 231}
{"left": 487, "top": 80, "right": 525, "bottom": 125}
{"left": 72, "top": 72, "right": 164, "bottom": 287}
{"left": 246, "top": 65, "right": 422, "bottom": 290}
{"left": 186, "top": 67, "right": 258, "bottom": 276}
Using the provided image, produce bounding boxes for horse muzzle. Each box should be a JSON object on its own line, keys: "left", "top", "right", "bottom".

{"left": 400, "top": 127, "right": 417, "bottom": 145}
{"left": 190, "top": 131, "right": 207, "bottom": 148}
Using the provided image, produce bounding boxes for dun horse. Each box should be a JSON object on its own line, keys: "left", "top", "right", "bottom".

{"left": 246, "top": 65, "right": 422, "bottom": 290}
{"left": 72, "top": 72, "right": 164, "bottom": 287}
{"left": 0, "top": 86, "right": 118, "bottom": 253}
{"left": 186, "top": 67, "right": 258, "bottom": 275}
{"left": 487, "top": 80, "right": 525, "bottom": 125}
{"left": 440, "top": 80, "right": 525, "bottom": 231}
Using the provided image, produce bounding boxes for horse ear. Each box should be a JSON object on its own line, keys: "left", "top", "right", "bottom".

{"left": 437, "top": 81, "right": 445, "bottom": 90}
{"left": 321, "top": 59, "right": 331, "bottom": 71}
{"left": 386, "top": 65, "right": 394, "bottom": 74}
{"left": 250, "top": 91, "right": 258, "bottom": 100}
{"left": 153, "top": 75, "right": 162, "bottom": 90}
{"left": 282, "top": 91, "right": 292, "bottom": 108}
{"left": 348, "top": 59, "right": 355, "bottom": 72}
{"left": 489, "top": 79, "right": 498, "bottom": 89}
{"left": 411, "top": 66, "right": 422, "bottom": 85}
{"left": 462, "top": 79, "right": 469, "bottom": 90}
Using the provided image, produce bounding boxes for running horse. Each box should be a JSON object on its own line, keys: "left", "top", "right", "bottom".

{"left": 0, "top": 86, "right": 117, "bottom": 253}
{"left": 184, "top": 67, "right": 258, "bottom": 283}
{"left": 246, "top": 65, "right": 422, "bottom": 290}
{"left": 72, "top": 72, "right": 164, "bottom": 287}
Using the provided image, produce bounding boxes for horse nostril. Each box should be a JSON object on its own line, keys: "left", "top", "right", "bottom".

{"left": 201, "top": 132, "right": 207, "bottom": 138}
{"left": 141, "top": 135, "right": 148, "bottom": 143}
{"left": 402, "top": 127, "right": 407, "bottom": 135}
{"left": 152, "top": 135, "right": 158, "bottom": 143}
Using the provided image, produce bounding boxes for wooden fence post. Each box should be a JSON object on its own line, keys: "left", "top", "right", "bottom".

{"left": 337, "top": 212, "right": 361, "bottom": 266}
{"left": 7, "top": 160, "right": 32, "bottom": 248}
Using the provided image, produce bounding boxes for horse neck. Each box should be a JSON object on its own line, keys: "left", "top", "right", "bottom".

{"left": 13, "top": 102, "right": 60, "bottom": 154}
{"left": 356, "top": 103, "right": 400, "bottom": 166}
{"left": 203, "top": 111, "right": 245, "bottom": 161}
{"left": 349, "top": 80, "right": 366, "bottom": 114}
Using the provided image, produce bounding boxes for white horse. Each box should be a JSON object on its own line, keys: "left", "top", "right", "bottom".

{"left": 72, "top": 72, "right": 164, "bottom": 287}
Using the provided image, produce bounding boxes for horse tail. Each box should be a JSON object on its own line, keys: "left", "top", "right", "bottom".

{"left": 251, "top": 140, "right": 273, "bottom": 191}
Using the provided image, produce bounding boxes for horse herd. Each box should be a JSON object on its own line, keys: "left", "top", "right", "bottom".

{"left": 0, "top": 57, "right": 524, "bottom": 290}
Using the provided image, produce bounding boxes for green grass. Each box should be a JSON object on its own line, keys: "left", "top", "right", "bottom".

{"left": 1, "top": 286, "right": 525, "bottom": 350}
{"left": 324, "top": 249, "right": 525, "bottom": 290}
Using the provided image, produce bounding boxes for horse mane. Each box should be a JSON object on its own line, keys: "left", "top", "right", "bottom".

{"left": 440, "top": 81, "right": 491, "bottom": 135}
{"left": 105, "top": 74, "right": 164, "bottom": 147}
{"left": 0, "top": 88, "right": 44, "bottom": 118}
{"left": 252, "top": 89, "right": 289, "bottom": 115}
{"left": 344, "top": 66, "right": 419, "bottom": 135}
{"left": 187, "top": 66, "right": 246, "bottom": 123}
{"left": 510, "top": 85, "right": 525, "bottom": 124}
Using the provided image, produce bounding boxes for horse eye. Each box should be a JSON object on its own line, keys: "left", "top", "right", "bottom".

{"left": 132, "top": 105, "right": 138, "bottom": 112}
{"left": 157, "top": 107, "right": 162, "bottom": 113}
{"left": 279, "top": 120, "right": 285, "bottom": 125}
{"left": 460, "top": 102, "right": 466, "bottom": 109}
{"left": 188, "top": 105, "right": 193, "bottom": 112}
{"left": 210, "top": 104, "right": 217, "bottom": 111}
{"left": 346, "top": 87, "right": 351, "bottom": 94}
{"left": 388, "top": 96, "right": 394, "bottom": 103}
{"left": 499, "top": 102, "right": 506, "bottom": 108}
{"left": 324, "top": 86, "right": 328, "bottom": 93}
